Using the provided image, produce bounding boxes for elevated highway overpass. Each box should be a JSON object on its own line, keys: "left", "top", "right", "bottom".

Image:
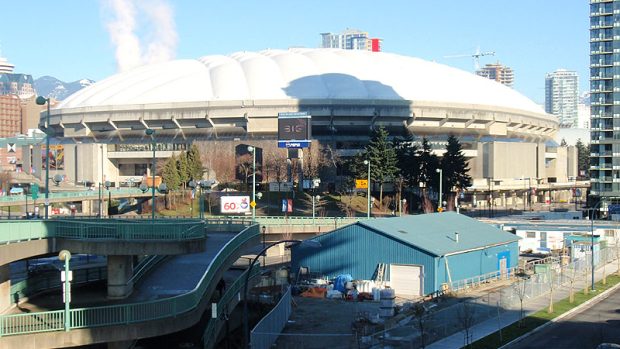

{"left": 0, "top": 216, "right": 365, "bottom": 348}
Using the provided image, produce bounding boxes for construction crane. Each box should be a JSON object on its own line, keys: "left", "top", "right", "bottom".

{"left": 444, "top": 47, "right": 495, "bottom": 70}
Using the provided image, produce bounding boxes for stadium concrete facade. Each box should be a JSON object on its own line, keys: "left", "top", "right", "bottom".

{"left": 37, "top": 49, "right": 581, "bottom": 207}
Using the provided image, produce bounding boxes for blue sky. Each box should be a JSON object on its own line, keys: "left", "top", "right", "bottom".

{"left": 2, "top": 1, "right": 588, "bottom": 104}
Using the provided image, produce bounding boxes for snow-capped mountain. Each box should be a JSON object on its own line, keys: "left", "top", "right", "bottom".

{"left": 34, "top": 76, "right": 95, "bottom": 101}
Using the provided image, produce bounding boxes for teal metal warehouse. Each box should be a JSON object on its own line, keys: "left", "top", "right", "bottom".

{"left": 292, "top": 212, "right": 520, "bottom": 296}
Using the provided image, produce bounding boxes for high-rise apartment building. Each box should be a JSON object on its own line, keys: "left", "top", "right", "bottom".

{"left": 590, "top": 0, "right": 618, "bottom": 203}
{"left": 545, "top": 69, "right": 579, "bottom": 128}
{"left": 0, "top": 55, "right": 41, "bottom": 171}
{"left": 475, "top": 62, "right": 514, "bottom": 88}
{"left": 320, "top": 29, "right": 382, "bottom": 52}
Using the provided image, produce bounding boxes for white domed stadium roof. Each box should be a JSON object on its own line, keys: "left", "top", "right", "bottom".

{"left": 58, "top": 48, "right": 545, "bottom": 116}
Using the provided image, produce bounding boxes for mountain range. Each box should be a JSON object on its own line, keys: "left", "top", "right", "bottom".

{"left": 34, "top": 76, "right": 95, "bottom": 101}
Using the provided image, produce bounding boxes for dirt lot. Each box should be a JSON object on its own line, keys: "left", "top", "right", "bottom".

{"left": 273, "top": 296, "right": 383, "bottom": 348}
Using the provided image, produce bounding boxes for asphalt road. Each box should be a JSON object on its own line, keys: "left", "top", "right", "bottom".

{"left": 505, "top": 287, "right": 620, "bottom": 349}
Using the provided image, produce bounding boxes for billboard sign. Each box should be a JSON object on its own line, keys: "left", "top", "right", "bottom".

{"left": 278, "top": 112, "right": 311, "bottom": 148}
{"left": 220, "top": 196, "right": 251, "bottom": 214}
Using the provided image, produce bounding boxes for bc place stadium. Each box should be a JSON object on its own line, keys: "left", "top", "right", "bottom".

{"left": 36, "top": 48, "right": 581, "bottom": 207}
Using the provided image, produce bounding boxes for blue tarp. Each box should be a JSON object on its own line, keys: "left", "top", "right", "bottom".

{"left": 333, "top": 274, "right": 352, "bottom": 293}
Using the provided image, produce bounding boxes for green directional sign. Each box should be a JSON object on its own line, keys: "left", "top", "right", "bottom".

{"left": 31, "top": 183, "right": 39, "bottom": 200}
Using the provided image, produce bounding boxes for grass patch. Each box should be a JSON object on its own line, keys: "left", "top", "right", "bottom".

{"left": 470, "top": 274, "right": 620, "bottom": 349}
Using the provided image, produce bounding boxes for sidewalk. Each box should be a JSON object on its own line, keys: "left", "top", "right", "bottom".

{"left": 428, "top": 259, "right": 620, "bottom": 349}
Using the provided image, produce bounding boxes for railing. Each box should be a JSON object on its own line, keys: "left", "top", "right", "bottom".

{"left": 449, "top": 265, "right": 522, "bottom": 293}
{"left": 0, "top": 219, "right": 206, "bottom": 244}
{"left": 11, "top": 266, "right": 107, "bottom": 305}
{"left": 0, "top": 188, "right": 148, "bottom": 204}
{"left": 225, "top": 215, "right": 363, "bottom": 227}
{"left": 53, "top": 219, "right": 206, "bottom": 241}
{"left": 203, "top": 264, "right": 261, "bottom": 349}
{"left": 250, "top": 285, "right": 292, "bottom": 349}
{"left": 0, "top": 221, "right": 49, "bottom": 244}
{"left": 0, "top": 224, "right": 259, "bottom": 337}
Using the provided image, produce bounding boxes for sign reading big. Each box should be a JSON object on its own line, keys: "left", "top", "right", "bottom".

{"left": 220, "top": 196, "right": 251, "bottom": 214}
{"left": 278, "top": 112, "right": 311, "bottom": 142}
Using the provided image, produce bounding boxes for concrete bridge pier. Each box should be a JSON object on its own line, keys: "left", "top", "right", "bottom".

{"left": 107, "top": 255, "right": 134, "bottom": 299}
{"left": 0, "top": 265, "right": 10, "bottom": 312}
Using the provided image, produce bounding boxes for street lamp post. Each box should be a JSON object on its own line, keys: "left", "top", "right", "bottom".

{"left": 243, "top": 239, "right": 321, "bottom": 348}
{"left": 312, "top": 194, "right": 321, "bottom": 223}
{"left": 35, "top": 96, "right": 51, "bottom": 219}
{"left": 105, "top": 181, "right": 111, "bottom": 218}
{"left": 145, "top": 129, "right": 156, "bottom": 222}
{"left": 58, "top": 250, "right": 71, "bottom": 331}
{"left": 364, "top": 160, "right": 371, "bottom": 219}
{"left": 248, "top": 146, "right": 257, "bottom": 222}
{"left": 189, "top": 180, "right": 196, "bottom": 218}
{"left": 589, "top": 200, "right": 604, "bottom": 292}
{"left": 436, "top": 168, "right": 443, "bottom": 211}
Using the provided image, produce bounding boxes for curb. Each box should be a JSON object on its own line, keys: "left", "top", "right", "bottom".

{"left": 498, "top": 279, "right": 620, "bottom": 349}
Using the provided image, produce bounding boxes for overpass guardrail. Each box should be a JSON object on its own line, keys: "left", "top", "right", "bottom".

{"left": 0, "top": 188, "right": 148, "bottom": 204}
{"left": 0, "top": 219, "right": 208, "bottom": 244}
{"left": 0, "top": 224, "right": 260, "bottom": 337}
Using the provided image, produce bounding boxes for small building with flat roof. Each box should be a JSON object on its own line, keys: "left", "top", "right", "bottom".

{"left": 292, "top": 212, "right": 519, "bottom": 296}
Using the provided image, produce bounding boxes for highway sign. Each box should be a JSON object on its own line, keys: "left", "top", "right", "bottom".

{"left": 355, "top": 179, "right": 368, "bottom": 189}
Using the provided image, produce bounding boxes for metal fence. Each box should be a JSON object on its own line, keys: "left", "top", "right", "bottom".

{"left": 0, "top": 219, "right": 207, "bottom": 244}
{"left": 250, "top": 285, "right": 293, "bottom": 349}
{"left": 203, "top": 265, "right": 261, "bottom": 349}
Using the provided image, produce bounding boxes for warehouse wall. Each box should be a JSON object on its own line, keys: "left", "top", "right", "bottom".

{"left": 435, "top": 241, "right": 519, "bottom": 288}
{"left": 292, "top": 224, "right": 438, "bottom": 295}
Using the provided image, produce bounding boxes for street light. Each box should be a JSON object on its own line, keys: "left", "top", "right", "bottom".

{"left": 58, "top": 249, "right": 71, "bottom": 331}
{"left": 243, "top": 238, "right": 321, "bottom": 348}
{"left": 247, "top": 146, "right": 257, "bottom": 222}
{"left": 105, "top": 181, "right": 111, "bottom": 218}
{"left": 436, "top": 168, "right": 443, "bottom": 211}
{"left": 35, "top": 96, "right": 51, "bottom": 219}
{"left": 99, "top": 145, "right": 104, "bottom": 218}
{"left": 145, "top": 129, "right": 156, "bottom": 222}
{"left": 189, "top": 180, "right": 196, "bottom": 218}
{"left": 589, "top": 200, "right": 604, "bottom": 292}
{"left": 312, "top": 194, "right": 321, "bottom": 223}
{"left": 364, "top": 160, "right": 371, "bottom": 219}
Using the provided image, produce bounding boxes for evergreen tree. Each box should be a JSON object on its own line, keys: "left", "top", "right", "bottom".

{"left": 575, "top": 138, "right": 590, "bottom": 178}
{"left": 162, "top": 154, "right": 181, "bottom": 191}
{"left": 416, "top": 137, "right": 439, "bottom": 213}
{"left": 441, "top": 135, "right": 472, "bottom": 211}
{"left": 395, "top": 134, "right": 420, "bottom": 188}
{"left": 366, "top": 127, "right": 399, "bottom": 210}
{"left": 177, "top": 151, "right": 190, "bottom": 187}
{"left": 186, "top": 144, "right": 204, "bottom": 180}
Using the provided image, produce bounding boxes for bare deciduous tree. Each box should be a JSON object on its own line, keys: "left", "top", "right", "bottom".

{"left": 548, "top": 269, "right": 557, "bottom": 313}
{"left": 457, "top": 302, "right": 476, "bottom": 348}
{"left": 413, "top": 304, "right": 430, "bottom": 348}
{"left": 513, "top": 277, "right": 528, "bottom": 327}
